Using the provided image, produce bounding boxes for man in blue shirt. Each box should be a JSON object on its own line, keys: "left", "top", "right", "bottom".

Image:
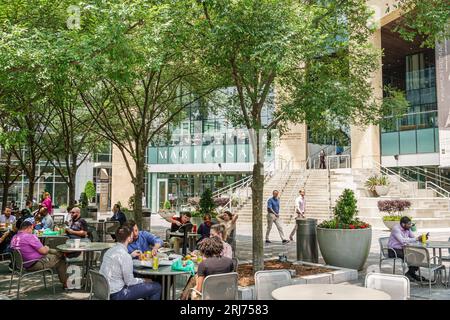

{"left": 266, "top": 190, "right": 289, "bottom": 244}
{"left": 110, "top": 204, "right": 127, "bottom": 226}
{"left": 124, "top": 220, "right": 163, "bottom": 258}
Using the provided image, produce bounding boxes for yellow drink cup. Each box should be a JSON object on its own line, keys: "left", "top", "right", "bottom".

{"left": 421, "top": 233, "right": 426, "bottom": 243}
{"left": 153, "top": 256, "right": 159, "bottom": 270}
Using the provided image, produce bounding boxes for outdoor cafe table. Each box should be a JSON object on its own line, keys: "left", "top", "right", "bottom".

{"left": 169, "top": 231, "right": 200, "bottom": 253}
{"left": 37, "top": 234, "right": 68, "bottom": 244}
{"left": 271, "top": 284, "right": 391, "bottom": 300}
{"left": 56, "top": 242, "right": 115, "bottom": 288}
{"left": 133, "top": 265, "right": 191, "bottom": 300}
{"left": 406, "top": 241, "right": 450, "bottom": 260}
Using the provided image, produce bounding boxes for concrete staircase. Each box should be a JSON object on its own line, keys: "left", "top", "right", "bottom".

{"left": 235, "top": 167, "right": 450, "bottom": 229}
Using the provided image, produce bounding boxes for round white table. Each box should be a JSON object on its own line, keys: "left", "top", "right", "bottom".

{"left": 271, "top": 284, "right": 391, "bottom": 300}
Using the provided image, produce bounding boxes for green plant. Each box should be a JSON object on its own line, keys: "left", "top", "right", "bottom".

{"left": 128, "top": 195, "right": 135, "bottom": 209}
{"left": 318, "top": 189, "right": 370, "bottom": 229}
{"left": 190, "top": 210, "right": 202, "bottom": 217}
{"left": 79, "top": 192, "right": 88, "bottom": 209}
{"left": 164, "top": 200, "right": 172, "bottom": 210}
{"left": 84, "top": 181, "right": 96, "bottom": 201}
{"left": 199, "top": 189, "right": 216, "bottom": 215}
{"left": 365, "top": 175, "right": 390, "bottom": 193}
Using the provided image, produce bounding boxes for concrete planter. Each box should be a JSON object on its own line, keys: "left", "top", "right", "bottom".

{"left": 375, "top": 185, "right": 390, "bottom": 196}
{"left": 317, "top": 227, "right": 371, "bottom": 271}
{"left": 237, "top": 259, "right": 358, "bottom": 300}
{"left": 382, "top": 219, "right": 399, "bottom": 231}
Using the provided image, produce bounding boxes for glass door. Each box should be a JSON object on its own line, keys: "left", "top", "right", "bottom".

{"left": 157, "top": 179, "right": 168, "bottom": 210}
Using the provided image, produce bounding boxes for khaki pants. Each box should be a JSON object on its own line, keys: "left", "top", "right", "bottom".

{"left": 27, "top": 252, "right": 68, "bottom": 285}
{"left": 289, "top": 212, "right": 305, "bottom": 240}
{"left": 265, "top": 213, "right": 286, "bottom": 241}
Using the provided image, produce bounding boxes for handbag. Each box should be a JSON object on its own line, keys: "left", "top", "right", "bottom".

{"left": 171, "top": 258, "right": 196, "bottom": 275}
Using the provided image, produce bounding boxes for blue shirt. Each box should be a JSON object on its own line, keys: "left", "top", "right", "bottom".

{"left": 267, "top": 197, "right": 280, "bottom": 215}
{"left": 127, "top": 231, "right": 163, "bottom": 254}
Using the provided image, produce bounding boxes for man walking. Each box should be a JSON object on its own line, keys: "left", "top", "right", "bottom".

{"left": 266, "top": 190, "right": 289, "bottom": 244}
{"left": 319, "top": 150, "right": 326, "bottom": 169}
{"left": 289, "top": 189, "right": 305, "bottom": 241}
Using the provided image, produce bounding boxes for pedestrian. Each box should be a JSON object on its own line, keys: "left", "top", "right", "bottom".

{"left": 289, "top": 189, "right": 305, "bottom": 241}
{"left": 319, "top": 150, "right": 326, "bottom": 169}
{"left": 265, "top": 190, "right": 289, "bottom": 244}
{"left": 41, "top": 192, "right": 53, "bottom": 216}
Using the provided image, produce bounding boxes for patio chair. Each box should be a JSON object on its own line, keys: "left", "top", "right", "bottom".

{"left": 8, "top": 249, "right": 55, "bottom": 299}
{"left": 44, "top": 236, "right": 68, "bottom": 249}
{"left": 254, "top": 269, "right": 292, "bottom": 300}
{"left": 365, "top": 272, "right": 410, "bottom": 300}
{"left": 192, "top": 272, "right": 238, "bottom": 300}
{"left": 379, "top": 237, "right": 404, "bottom": 274}
{"left": 103, "top": 221, "right": 120, "bottom": 242}
{"left": 404, "top": 245, "right": 447, "bottom": 295}
{"left": 89, "top": 270, "right": 110, "bottom": 300}
{"left": 440, "top": 237, "right": 450, "bottom": 262}
{"left": 232, "top": 257, "right": 239, "bottom": 272}
{"left": 52, "top": 215, "right": 65, "bottom": 226}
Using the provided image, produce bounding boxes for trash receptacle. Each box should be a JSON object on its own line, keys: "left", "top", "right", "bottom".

{"left": 142, "top": 210, "right": 152, "bottom": 231}
{"left": 296, "top": 218, "right": 318, "bottom": 263}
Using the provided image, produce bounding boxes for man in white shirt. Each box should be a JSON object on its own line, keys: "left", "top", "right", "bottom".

{"left": 100, "top": 225, "right": 161, "bottom": 300}
{"left": 0, "top": 207, "right": 16, "bottom": 225}
{"left": 289, "top": 189, "right": 305, "bottom": 241}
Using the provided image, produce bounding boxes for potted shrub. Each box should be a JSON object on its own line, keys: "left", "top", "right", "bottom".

{"left": 317, "top": 189, "right": 371, "bottom": 270}
{"left": 378, "top": 200, "right": 411, "bottom": 230}
{"left": 364, "top": 175, "right": 390, "bottom": 197}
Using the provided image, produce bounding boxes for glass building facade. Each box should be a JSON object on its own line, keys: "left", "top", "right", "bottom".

{"left": 147, "top": 92, "right": 275, "bottom": 211}
{"left": 381, "top": 50, "right": 439, "bottom": 156}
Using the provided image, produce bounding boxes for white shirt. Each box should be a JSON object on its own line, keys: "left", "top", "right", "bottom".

{"left": 100, "top": 243, "right": 144, "bottom": 294}
{"left": 295, "top": 196, "right": 305, "bottom": 214}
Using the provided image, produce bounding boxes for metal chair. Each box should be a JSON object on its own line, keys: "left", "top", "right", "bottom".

{"left": 440, "top": 237, "right": 450, "bottom": 261}
{"left": 254, "top": 269, "right": 292, "bottom": 300}
{"left": 232, "top": 257, "right": 239, "bottom": 272}
{"left": 192, "top": 272, "right": 238, "bottom": 300}
{"left": 44, "top": 236, "right": 68, "bottom": 249}
{"left": 89, "top": 270, "right": 110, "bottom": 300}
{"left": 8, "top": 249, "right": 55, "bottom": 299}
{"left": 378, "top": 237, "right": 404, "bottom": 274}
{"left": 365, "top": 272, "right": 410, "bottom": 300}
{"left": 103, "top": 221, "right": 120, "bottom": 242}
{"left": 404, "top": 245, "right": 447, "bottom": 295}
{"left": 52, "top": 215, "right": 65, "bottom": 226}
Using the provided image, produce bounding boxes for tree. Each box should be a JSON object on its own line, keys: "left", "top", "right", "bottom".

{"left": 84, "top": 181, "right": 96, "bottom": 203}
{"left": 71, "top": 1, "right": 215, "bottom": 228}
{"left": 199, "top": 189, "right": 215, "bottom": 216}
{"left": 184, "top": 0, "right": 448, "bottom": 271}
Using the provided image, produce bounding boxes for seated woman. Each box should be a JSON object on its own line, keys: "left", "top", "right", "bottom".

{"left": 209, "top": 224, "right": 233, "bottom": 259}
{"left": 197, "top": 214, "right": 215, "bottom": 243}
{"left": 216, "top": 211, "right": 238, "bottom": 250}
{"left": 180, "top": 237, "right": 235, "bottom": 300}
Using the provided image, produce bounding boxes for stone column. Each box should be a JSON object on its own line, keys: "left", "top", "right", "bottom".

{"left": 111, "top": 145, "right": 135, "bottom": 209}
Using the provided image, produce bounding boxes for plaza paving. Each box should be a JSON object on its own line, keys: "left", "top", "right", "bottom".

{"left": 1, "top": 214, "right": 450, "bottom": 300}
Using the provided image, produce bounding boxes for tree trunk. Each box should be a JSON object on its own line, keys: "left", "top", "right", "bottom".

{"left": 28, "top": 176, "right": 35, "bottom": 203}
{"left": 2, "top": 180, "right": 9, "bottom": 211}
{"left": 252, "top": 155, "right": 265, "bottom": 272}
{"left": 68, "top": 161, "right": 78, "bottom": 207}
{"left": 133, "top": 144, "right": 145, "bottom": 229}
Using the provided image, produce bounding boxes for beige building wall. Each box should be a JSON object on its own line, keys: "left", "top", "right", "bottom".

{"left": 351, "top": 0, "right": 401, "bottom": 169}
{"left": 111, "top": 145, "right": 135, "bottom": 209}
{"left": 275, "top": 123, "right": 308, "bottom": 170}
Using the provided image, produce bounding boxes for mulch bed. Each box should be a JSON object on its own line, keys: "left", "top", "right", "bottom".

{"left": 237, "top": 260, "right": 334, "bottom": 287}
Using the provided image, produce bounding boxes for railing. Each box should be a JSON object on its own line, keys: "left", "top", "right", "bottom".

{"left": 326, "top": 155, "right": 351, "bottom": 169}
{"left": 283, "top": 158, "right": 311, "bottom": 223}
{"left": 404, "top": 166, "right": 450, "bottom": 192}
{"left": 361, "top": 156, "right": 417, "bottom": 197}
{"left": 309, "top": 146, "right": 351, "bottom": 169}
{"left": 425, "top": 181, "right": 450, "bottom": 210}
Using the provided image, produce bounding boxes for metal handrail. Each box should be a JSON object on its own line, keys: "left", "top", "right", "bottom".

{"left": 407, "top": 166, "right": 450, "bottom": 189}
{"left": 308, "top": 145, "right": 336, "bottom": 169}
{"left": 213, "top": 175, "right": 253, "bottom": 198}
{"left": 326, "top": 155, "right": 351, "bottom": 169}
{"left": 425, "top": 181, "right": 450, "bottom": 198}
{"left": 361, "top": 156, "right": 416, "bottom": 197}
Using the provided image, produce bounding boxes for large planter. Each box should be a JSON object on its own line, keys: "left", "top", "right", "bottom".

{"left": 382, "top": 219, "right": 399, "bottom": 230}
{"left": 317, "top": 227, "right": 372, "bottom": 271}
{"left": 375, "top": 185, "right": 390, "bottom": 196}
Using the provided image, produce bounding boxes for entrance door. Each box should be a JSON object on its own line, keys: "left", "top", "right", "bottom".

{"left": 157, "top": 179, "right": 168, "bottom": 210}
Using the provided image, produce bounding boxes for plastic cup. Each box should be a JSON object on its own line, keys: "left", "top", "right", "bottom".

{"left": 74, "top": 239, "right": 81, "bottom": 248}
{"left": 421, "top": 233, "right": 426, "bottom": 244}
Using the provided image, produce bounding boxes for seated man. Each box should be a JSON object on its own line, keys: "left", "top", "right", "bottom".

{"left": 124, "top": 220, "right": 163, "bottom": 258}
{"left": 197, "top": 213, "right": 215, "bottom": 243}
{"left": 100, "top": 226, "right": 161, "bottom": 300}
{"left": 10, "top": 221, "right": 68, "bottom": 288}
{"left": 0, "top": 207, "right": 16, "bottom": 225}
{"left": 166, "top": 212, "right": 192, "bottom": 252}
{"left": 34, "top": 207, "right": 53, "bottom": 230}
{"left": 388, "top": 216, "right": 427, "bottom": 282}
{"left": 65, "top": 207, "right": 88, "bottom": 239}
